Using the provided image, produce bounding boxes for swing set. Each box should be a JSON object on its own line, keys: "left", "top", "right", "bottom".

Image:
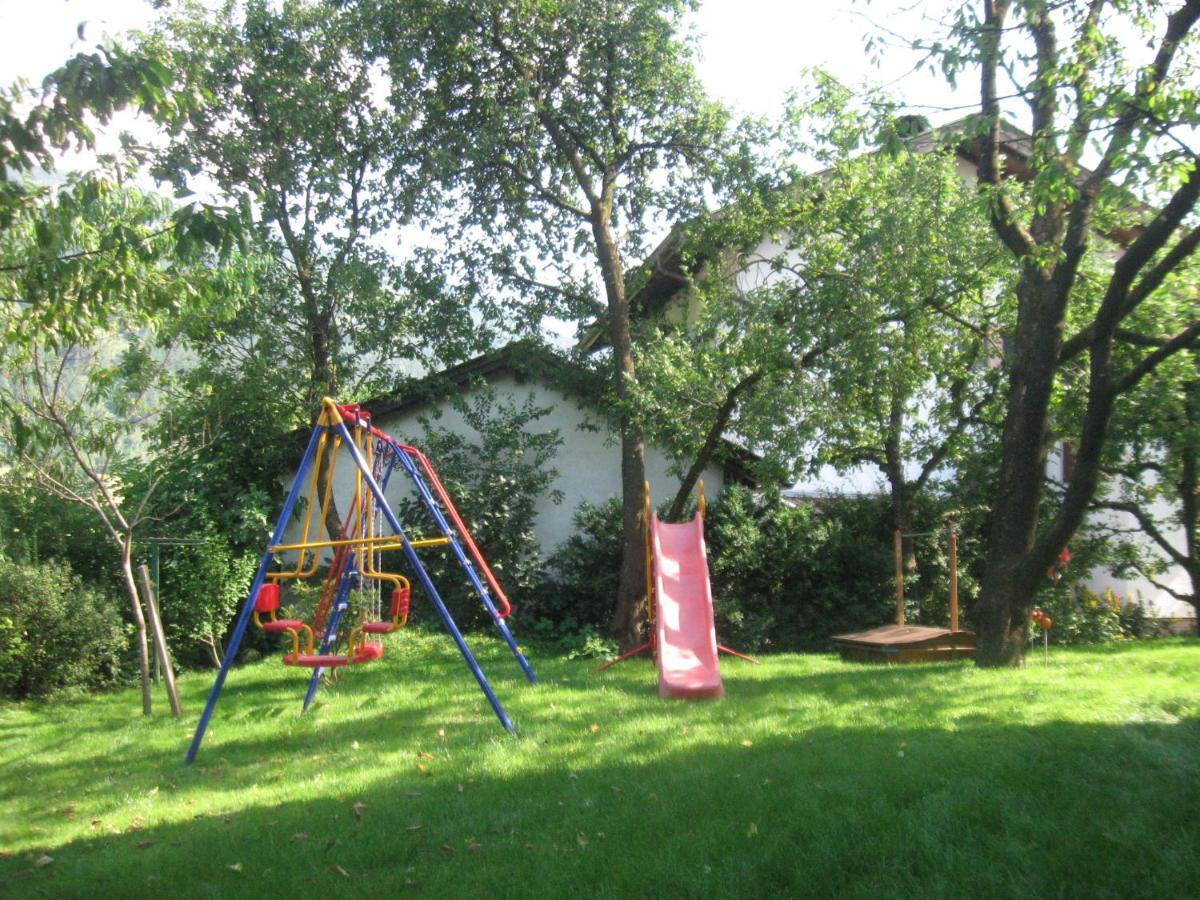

{"left": 186, "top": 398, "right": 537, "bottom": 763}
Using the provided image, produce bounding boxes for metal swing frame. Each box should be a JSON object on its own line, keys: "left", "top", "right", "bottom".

{"left": 185, "top": 398, "right": 537, "bottom": 763}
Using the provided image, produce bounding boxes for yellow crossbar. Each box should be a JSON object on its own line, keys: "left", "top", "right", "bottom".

{"left": 270, "top": 535, "right": 451, "bottom": 552}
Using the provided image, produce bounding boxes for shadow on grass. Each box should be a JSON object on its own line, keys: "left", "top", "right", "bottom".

{"left": 4, "top": 711, "right": 1197, "bottom": 898}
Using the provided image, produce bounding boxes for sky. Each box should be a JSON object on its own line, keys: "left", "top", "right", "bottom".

{"left": 0, "top": 0, "right": 973, "bottom": 124}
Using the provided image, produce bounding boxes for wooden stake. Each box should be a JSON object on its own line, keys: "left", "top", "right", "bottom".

{"left": 137, "top": 564, "right": 182, "bottom": 718}
{"left": 949, "top": 529, "right": 959, "bottom": 632}
{"left": 894, "top": 529, "right": 905, "bottom": 626}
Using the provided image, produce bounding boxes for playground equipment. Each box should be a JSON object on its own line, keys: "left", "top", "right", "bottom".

{"left": 831, "top": 527, "right": 975, "bottom": 663}
{"left": 186, "top": 398, "right": 537, "bottom": 763}
{"left": 597, "top": 481, "right": 757, "bottom": 697}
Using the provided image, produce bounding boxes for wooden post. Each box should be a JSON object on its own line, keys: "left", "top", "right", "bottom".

{"left": 137, "top": 564, "right": 182, "bottom": 718}
{"left": 894, "top": 529, "right": 905, "bottom": 626}
{"left": 948, "top": 529, "right": 959, "bottom": 632}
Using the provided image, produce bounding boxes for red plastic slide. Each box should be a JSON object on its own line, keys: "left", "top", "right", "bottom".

{"left": 651, "top": 512, "right": 725, "bottom": 699}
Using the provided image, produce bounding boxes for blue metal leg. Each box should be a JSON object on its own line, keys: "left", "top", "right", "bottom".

{"left": 186, "top": 425, "right": 327, "bottom": 763}
{"left": 392, "top": 445, "right": 538, "bottom": 683}
{"left": 302, "top": 600, "right": 346, "bottom": 713}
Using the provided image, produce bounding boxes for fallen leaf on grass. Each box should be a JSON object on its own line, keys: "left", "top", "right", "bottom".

{"left": 292, "top": 833, "right": 308, "bottom": 842}
{"left": 456, "top": 784, "right": 464, "bottom": 793}
{"left": 351, "top": 802, "right": 367, "bottom": 822}
{"left": 34, "top": 855, "right": 53, "bottom": 868}
{"left": 226, "top": 863, "right": 242, "bottom": 873}
{"left": 746, "top": 823, "right": 758, "bottom": 838}
{"left": 332, "top": 865, "right": 350, "bottom": 879}
{"left": 589, "top": 723, "right": 600, "bottom": 734}
{"left": 418, "top": 752, "right": 435, "bottom": 760}
{"left": 467, "top": 842, "right": 481, "bottom": 852}
{"left": 350, "top": 741, "right": 360, "bottom": 750}
{"left": 406, "top": 824, "right": 422, "bottom": 832}
{"left": 741, "top": 740, "right": 753, "bottom": 748}
{"left": 416, "top": 764, "right": 430, "bottom": 775}
{"left": 576, "top": 833, "right": 589, "bottom": 848}
{"left": 441, "top": 843, "right": 455, "bottom": 856}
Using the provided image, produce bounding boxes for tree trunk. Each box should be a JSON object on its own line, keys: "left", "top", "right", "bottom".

{"left": 974, "top": 561, "right": 1035, "bottom": 666}
{"left": 884, "top": 391, "right": 918, "bottom": 576}
{"left": 972, "top": 274, "right": 1065, "bottom": 666}
{"left": 203, "top": 630, "right": 224, "bottom": 668}
{"left": 120, "top": 541, "right": 153, "bottom": 716}
{"left": 591, "top": 211, "right": 648, "bottom": 652}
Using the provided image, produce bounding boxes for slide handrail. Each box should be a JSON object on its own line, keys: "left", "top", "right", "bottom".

{"left": 643, "top": 480, "right": 654, "bottom": 627}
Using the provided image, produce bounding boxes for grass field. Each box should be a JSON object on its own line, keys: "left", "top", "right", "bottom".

{"left": 1, "top": 633, "right": 1197, "bottom": 898}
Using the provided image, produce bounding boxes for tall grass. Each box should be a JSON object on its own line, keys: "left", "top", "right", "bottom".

{"left": 1, "top": 633, "right": 1197, "bottom": 897}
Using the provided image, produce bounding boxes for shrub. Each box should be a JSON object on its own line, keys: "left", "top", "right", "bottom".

{"left": 538, "top": 486, "right": 922, "bottom": 652}
{"left": 154, "top": 523, "right": 258, "bottom": 669}
{"left": 1035, "top": 586, "right": 1129, "bottom": 645}
{"left": 392, "top": 388, "right": 562, "bottom": 631}
{"left": 528, "top": 498, "right": 624, "bottom": 642}
{"left": 0, "top": 558, "right": 127, "bottom": 699}
{"left": 706, "top": 488, "right": 897, "bottom": 651}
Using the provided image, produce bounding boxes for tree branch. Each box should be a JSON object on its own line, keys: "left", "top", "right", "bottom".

{"left": 1097, "top": 499, "right": 1190, "bottom": 569}
{"left": 1110, "top": 319, "right": 1200, "bottom": 396}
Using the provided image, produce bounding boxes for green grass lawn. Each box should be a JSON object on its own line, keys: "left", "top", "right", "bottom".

{"left": 1, "top": 633, "right": 1197, "bottom": 898}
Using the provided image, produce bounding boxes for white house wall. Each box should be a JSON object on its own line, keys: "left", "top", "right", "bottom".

{"left": 1080, "top": 495, "right": 1193, "bottom": 618}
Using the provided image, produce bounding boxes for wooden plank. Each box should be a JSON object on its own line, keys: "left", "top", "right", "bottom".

{"left": 831, "top": 624, "right": 976, "bottom": 648}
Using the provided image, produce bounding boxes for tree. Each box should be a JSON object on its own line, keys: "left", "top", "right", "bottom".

{"left": 1, "top": 40, "right": 177, "bottom": 226}
{"left": 796, "top": 150, "right": 1009, "bottom": 573}
{"left": 634, "top": 113, "right": 1011, "bottom": 581}
{"left": 146, "top": 0, "right": 487, "bottom": 536}
{"left": 0, "top": 176, "right": 246, "bottom": 712}
{"left": 923, "top": 0, "right": 1200, "bottom": 664}
{"left": 370, "top": 0, "right": 736, "bottom": 649}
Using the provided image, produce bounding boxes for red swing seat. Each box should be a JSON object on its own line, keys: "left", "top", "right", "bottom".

{"left": 362, "top": 585, "right": 411, "bottom": 634}
{"left": 281, "top": 621, "right": 384, "bottom": 668}
{"left": 253, "top": 583, "right": 308, "bottom": 632}
{"left": 283, "top": 642, "right": 384, "bottom": 668}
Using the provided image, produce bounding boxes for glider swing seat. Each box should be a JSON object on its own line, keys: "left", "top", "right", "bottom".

{"left": 186, "top": 398, "right": 538, "bottom": 763}
{"left": 831, "top": 527, "right": 976, "bottom": 663}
